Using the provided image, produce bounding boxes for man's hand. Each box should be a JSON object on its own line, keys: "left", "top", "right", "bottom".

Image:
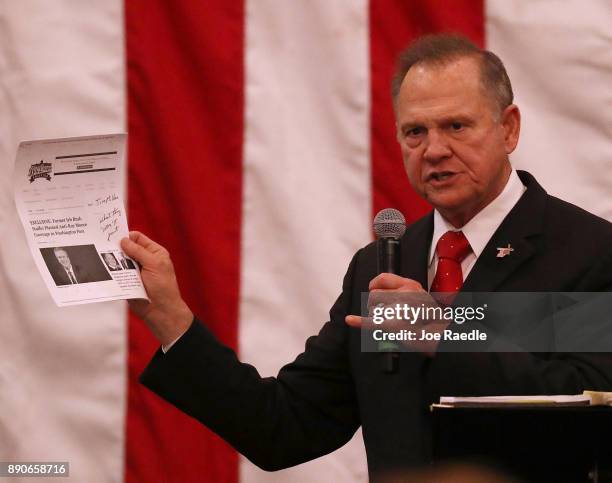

{"left": 345, "top": 273, "right": 426, "bottom": 327}
{"left": 345, "top": 273, "right": 449, "bottom": 355}
{"left": 121, "top": 231, "right": 193, "bottom": 347}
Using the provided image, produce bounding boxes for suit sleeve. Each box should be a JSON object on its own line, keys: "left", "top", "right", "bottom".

{"left": 425, "top": 251, "right": 612, "bottom": 400}
{"left": 140, "top": 252, "right": 361, "bottom": 471}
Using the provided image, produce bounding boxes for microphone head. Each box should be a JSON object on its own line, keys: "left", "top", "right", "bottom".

{"left": 373, "top": 208, "right": 406, "bottom": 239}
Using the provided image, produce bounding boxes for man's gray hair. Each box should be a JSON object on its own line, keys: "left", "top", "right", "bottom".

{"left": 391, "top": 34, "right": 514, "bottom": 114}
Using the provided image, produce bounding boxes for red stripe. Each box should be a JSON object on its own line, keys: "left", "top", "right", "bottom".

{"left": 125, "top": 1, "right": 243, "bottom": 482}
{"left": 370, "top": 0, "right": 485, "bottom": 223}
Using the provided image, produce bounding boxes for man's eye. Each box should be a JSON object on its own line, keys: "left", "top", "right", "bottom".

{"left": 406, "top": 127, "right": 423, "bottom": 137}
{"left": 450, "top": 122, "right": 463, "bottom": 131}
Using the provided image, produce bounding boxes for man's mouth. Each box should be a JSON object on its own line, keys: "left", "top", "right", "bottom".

{"left": 427, "top": 171, "right": 456, "bottom": 183}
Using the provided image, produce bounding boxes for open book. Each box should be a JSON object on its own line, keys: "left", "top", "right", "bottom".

{"left": 435, "top": 391, "right": 612, "bottom": 408}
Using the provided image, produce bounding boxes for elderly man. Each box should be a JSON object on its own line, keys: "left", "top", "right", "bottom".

{"left": 51, "top": 247, "right": 92, "bottom": 285}
{"left": 102, "top": 252, "right": 122, "bottom": 271}
{"left": 121, "top": 35, "right": 612, "bottom": 476}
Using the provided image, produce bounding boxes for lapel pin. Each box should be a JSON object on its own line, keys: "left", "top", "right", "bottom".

{"left": 496, "top": 244, "right": 514, "bottom": 258}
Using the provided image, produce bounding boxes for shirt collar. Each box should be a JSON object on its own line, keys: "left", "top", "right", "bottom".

{"left": 428, "top": 169, "right": 526, "bottom": 266}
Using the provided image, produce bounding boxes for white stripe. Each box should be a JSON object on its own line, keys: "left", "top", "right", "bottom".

{"left": 487, "top": 0, "right": 612, "bottom": 221}
{"left": 240, "top": 0, "right": 370, "bottom": 481}
{"left": 0, "top": 2, "right": 126, "bottom": 482}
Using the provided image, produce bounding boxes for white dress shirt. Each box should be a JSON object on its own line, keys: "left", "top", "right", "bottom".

{"left": 427, "top": 169, "right": 526, "bottom": 289}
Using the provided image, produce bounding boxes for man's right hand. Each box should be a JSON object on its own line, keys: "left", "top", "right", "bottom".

{"left": 121, "top": 231, "right": 193, "bottom": 347}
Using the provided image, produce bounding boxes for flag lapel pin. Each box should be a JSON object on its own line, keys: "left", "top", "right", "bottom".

{"left": 496, "top": 244, "right": 514, "bottom": 258}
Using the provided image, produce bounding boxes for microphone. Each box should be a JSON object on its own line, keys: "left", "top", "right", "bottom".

{"left": 373, "top": 208, "right": 406, "bottom": 373}
{"left": 374, "top": 208, "right": 406, "bottom": 274}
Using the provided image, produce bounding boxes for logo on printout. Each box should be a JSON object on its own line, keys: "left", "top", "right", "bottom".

{"left": 28, "top": 160, "right": 53, "bottom": 183}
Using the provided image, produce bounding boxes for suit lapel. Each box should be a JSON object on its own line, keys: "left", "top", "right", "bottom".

{"left": 462, "top": 170, "right": 546, "bottom": 292}
{"left": 400, "top": 212, "right": 433, "bottom": 289}
{"left": 462, "top": 232, "right": 537, "bottom": 292}
{"left": 395, "top": 171, "right": 547, "bottom": 292}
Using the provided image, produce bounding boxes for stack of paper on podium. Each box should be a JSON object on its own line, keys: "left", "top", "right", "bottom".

{"left": 435, "top": 391, "right": 612, "bottom": 408}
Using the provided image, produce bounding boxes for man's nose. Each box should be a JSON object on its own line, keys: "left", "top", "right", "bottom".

{"left": 423, "top": 130, "right": 451, "bottom": 162}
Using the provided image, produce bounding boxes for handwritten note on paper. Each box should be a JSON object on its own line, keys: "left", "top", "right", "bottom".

{"left": 96, "top": 194, "right": 122, "bottom": 241}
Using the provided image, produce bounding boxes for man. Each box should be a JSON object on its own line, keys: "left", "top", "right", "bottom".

{"left": 102, "top": 252, "right": 122, "bottom": 271}
{"left": 121, "top": 35, "right": 612, "bottom": 477}
{"left": 117, "top": 252, "right": 136, "bottom": 270}
{"left": 51, "top": 247, "right": 92, "bottom": 285}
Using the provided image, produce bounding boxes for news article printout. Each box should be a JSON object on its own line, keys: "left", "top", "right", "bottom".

{"left": 14, "top": 134, "right": 148, "bottom": 306}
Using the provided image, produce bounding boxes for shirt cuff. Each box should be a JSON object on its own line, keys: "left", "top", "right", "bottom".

{"left": 161, "top": 331, "right": 187, "bottom": 354}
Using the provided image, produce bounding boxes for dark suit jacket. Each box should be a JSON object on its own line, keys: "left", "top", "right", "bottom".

{"left": 51, "top": 263, "right": 92, "bottom": 286}
{"left": 141, "top": 171, "right": 612, "bottom": 478}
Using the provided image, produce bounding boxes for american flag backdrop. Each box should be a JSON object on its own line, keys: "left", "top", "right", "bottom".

{"left": 1, "top": 1, "right": 611, "bottom": 482}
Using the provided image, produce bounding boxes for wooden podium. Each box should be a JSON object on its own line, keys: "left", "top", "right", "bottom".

{"left": 431, "top": 405, "right": 612, "bottom": 482}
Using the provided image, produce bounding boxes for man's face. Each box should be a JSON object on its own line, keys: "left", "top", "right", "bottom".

{"left": 104, "top": 253, "right": 117, "bottom": 267}
{"left": 395, "top": 56, "right": 519, "bottom": 227}
{"left": 54, "top": 249, "right": 71, "bottom": 268}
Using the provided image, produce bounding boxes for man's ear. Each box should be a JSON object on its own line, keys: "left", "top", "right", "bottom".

{"left": 501, "top": 104, "right": 521, "bottom": 154}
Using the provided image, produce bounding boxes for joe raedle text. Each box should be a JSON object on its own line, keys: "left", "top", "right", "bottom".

{"left": 372, "top": 328, "right": 487, "bottom": 342}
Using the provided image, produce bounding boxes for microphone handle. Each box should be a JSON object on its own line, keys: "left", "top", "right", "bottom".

{"left": 376, "top": 237, "right": 401, "bottom": 373}
{"left": 377, "top": 237, "right": 401, "bottom": 274}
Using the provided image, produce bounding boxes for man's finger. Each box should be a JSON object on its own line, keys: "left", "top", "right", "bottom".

{"left": 369, "top": 273, "right": 406, "bottom": 290}
{"left": 128, "top": 231, "right": 167, "bottom": 254}
{"left": 369, "top": 273, "right": 423, "bottom": 291}
{"left": 121, "top": 236, "right": 157, "bottom": 266}
{"left": 345, "top": 315, "right": 378, "bottom": 329}
{"left": 345, "top": 315, "right": 363, "bottom": 327}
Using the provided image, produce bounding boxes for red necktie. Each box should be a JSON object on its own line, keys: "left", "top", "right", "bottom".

{"left": 431, "top": 231, "right": 471, "bottom": 303}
